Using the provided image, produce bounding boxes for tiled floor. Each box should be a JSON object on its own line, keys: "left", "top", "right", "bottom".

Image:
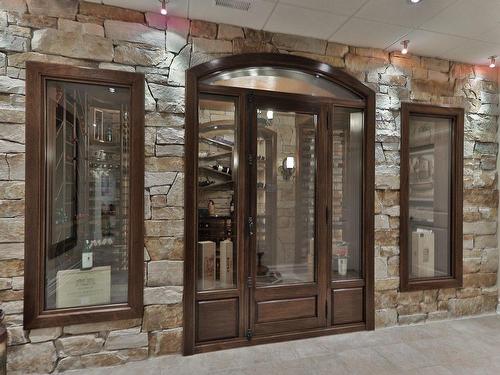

{"left": 67, "top": 314, "right": 500, "bottom": 375}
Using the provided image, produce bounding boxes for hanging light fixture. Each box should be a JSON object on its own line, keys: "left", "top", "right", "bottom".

{"left": 401, "top": 40, "right": 409, "bottom": 55}
{"left": 160, "top": 0, "right": 168, "bottom": 15}
{"left": 489, "top": 56, "right": 496, "bottom": 68}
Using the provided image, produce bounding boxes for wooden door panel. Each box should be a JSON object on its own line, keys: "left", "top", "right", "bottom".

{"left": 256, "top": 296, "right": 317, "bottom": 323}
{"left": 332, "top": 288, "right": 363, "bottom": 325}
{"left": 196, "top": 298, "right": 239, "bottom": 342}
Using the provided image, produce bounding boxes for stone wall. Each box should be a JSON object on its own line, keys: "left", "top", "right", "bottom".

{"left": 0, "top": 0, "right": 498, "bottom": 373}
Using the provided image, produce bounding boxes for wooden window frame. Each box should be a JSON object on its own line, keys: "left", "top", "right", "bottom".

{"left": 24, "top": 62, "right": 145, "bottom": 329}
{"left": 400, "top": 102, "right": 464, "bottom": 292}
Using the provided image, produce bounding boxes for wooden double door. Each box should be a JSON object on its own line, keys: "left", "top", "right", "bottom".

{"left": 188, "top": 84, "right": 373, "bottom": 355}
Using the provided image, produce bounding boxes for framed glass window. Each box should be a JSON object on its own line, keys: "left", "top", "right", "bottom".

{"left": 196, "top": 94, "right": 238, "bottom": 291}
{"left": 332, "top": 107, "right": 364, "bottom": 281}
{"left": 400, "top": 103, "right": 463, "bottom": 291}
{"left": 25, "top": 62, "right": 144, "bottom": 328}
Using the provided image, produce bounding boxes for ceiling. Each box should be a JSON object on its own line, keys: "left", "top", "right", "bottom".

{"left": 87, "top": 0, "right": 500, "bottom": 66}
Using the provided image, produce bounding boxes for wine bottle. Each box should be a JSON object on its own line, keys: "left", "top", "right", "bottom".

{"left": 81, "top": 240, "right": 93, "bottom": 270}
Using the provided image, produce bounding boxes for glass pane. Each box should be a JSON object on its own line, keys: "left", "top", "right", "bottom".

{"left": 256, "top": 108, "right": 316, "bottom": 286}
{"left": 332, "top": 108, "right": 363, "bottom": 281}
{"left": 45, "top": 81, "right": 130, "bottom": 310}
{"left": 202, "top": 67, "right": 361, "bottom": 100}
{"left": 408, "top": 116, "right": 452, "bottom": 279}
{"left": 197, "top": 95, "right": 238, "bottom": 291}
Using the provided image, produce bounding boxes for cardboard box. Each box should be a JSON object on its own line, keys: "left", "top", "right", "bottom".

{"left": 219, "top": 239, "right": 233, "bottom": 288}
{"left": 198, "top": 241, "right": 216, "bottom": 290}
{"left": 411, "top": 230, "right": 435, "bottom": 278}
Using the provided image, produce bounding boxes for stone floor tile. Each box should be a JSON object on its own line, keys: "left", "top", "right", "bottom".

{"left": 63, "top": 315, "right": 500, "bottom": 375}
{"left": 403, "top": 365, "right": 454, "bottom": 375}
{"left": 336, "top": 347, "right": 401, "bottom": 374}
{"left": 374, "top": 342, "right": 438, "bottom": 370}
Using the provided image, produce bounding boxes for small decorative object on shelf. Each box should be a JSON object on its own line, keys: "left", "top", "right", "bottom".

{"left": 334, "top": 241, "right": 349, "bottom": 276}
{"left": 211, "top": 162, "right": 231, "bottom": 175}
{"left": 198, "top": 177, "right": 215, "bottom": 187}
{"left": 208, "top": 199, "right": 215, "bottom": 216}
{"left": 257, "top": 252, "right": 269, "bottom": 276}
{"left": 0, "top": 309, "right": 5, "bottom": 375}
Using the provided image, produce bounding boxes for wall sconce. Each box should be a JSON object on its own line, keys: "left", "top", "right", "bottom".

{"left": 279, "top": 156, "right": 295, "bottom": 180}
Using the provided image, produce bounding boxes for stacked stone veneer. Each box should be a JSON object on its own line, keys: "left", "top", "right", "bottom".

{"left": 0, "top": 0, "right": 498, "bottom": 373}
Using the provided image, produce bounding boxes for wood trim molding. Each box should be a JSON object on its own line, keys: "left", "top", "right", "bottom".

{"left": 399, "top": 102, "right": 464, "bottom": 292}
{"left": 24, "top": 62, "right": 145, "bottom": 329}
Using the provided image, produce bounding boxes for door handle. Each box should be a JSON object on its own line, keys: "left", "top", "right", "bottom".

{"left": 248, "top": 216, "right": 254, "bottom": 236}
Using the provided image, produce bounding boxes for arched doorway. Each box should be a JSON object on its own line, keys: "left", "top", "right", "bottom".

{"left": 184, "top": 53, "right": 375, "bottom": 354}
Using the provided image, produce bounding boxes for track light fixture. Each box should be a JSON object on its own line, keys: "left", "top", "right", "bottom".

{"left": 489, "top": 56, "right": 496, "bottom": 68}
{"left": 401, "top": 40, "right": 409, "bottom": 55}
{"left": 160, "top": 0, "right": 168, "bottom": 15}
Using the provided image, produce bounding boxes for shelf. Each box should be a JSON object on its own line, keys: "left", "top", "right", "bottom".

{"left": 199, "top": 166, "right": 232, "bottom": 179}
{"left": 199, "top": 151, "right": 232, "bottom": 160}
{"left": 200, "top": 136, "right": 233, "bottom": 151}
{"left": 198, "top": 181, "right": 234, "bottom": 190}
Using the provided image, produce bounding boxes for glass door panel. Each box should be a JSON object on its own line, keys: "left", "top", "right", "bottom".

{"left": 255, "top": 109, "right": 316, "bottom": 286}
{"left": 332, "top": 108, "right": 364, "bottom": 281}
{"left": 250, "top": 96, "right": 326, "bottom": 337}
{"left": 196, "top": 95, "right": 238, "bottom": 291}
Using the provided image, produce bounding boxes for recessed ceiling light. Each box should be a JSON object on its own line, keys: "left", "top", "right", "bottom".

{"left": 409, "top": 0, "right": 422, "bottom": 4}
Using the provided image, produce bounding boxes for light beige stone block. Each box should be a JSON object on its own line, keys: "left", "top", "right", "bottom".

{"left": 27, "top": 0, "right": 78, "bottom": 18}
{"left": 272, "top": 33, "right": 327, "bottom": 54}
{"left": 149, "top": 327, "right": 182, "bottom": 356}
{"left": 29, "top": 327, "right": 62, "bottom": 343}
{"left": 58, "top": 18, "right": 104, "bottom": 36}
{"left": 142, "top": 303, "right": 182, "bottom": 331}
{"left": 105, "top": 20, "right": 165, "bottom": 49}
{"left": 147, "top": 260, "right": 183, "bottom": 286}
{"left": 7, "top": 342, "right": 57, "bottom": 374}
{"left": 55, "top": 335, "right": 105, "bottom": 357}
{"left": 144, "top": 286, "right": 183, "bottom": 305}
{"left": 32, "top": 29, "right": 113, "bottom": 62}
{"left": 104, "top": 328, "right": 148, "bottom": 350}
{"left": 218, "top": 24, "right": 244, "bottom": 40}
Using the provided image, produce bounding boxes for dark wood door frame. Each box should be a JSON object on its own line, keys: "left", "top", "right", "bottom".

{"left": 184, "top": 53, "right": 375, "bottom": 355}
